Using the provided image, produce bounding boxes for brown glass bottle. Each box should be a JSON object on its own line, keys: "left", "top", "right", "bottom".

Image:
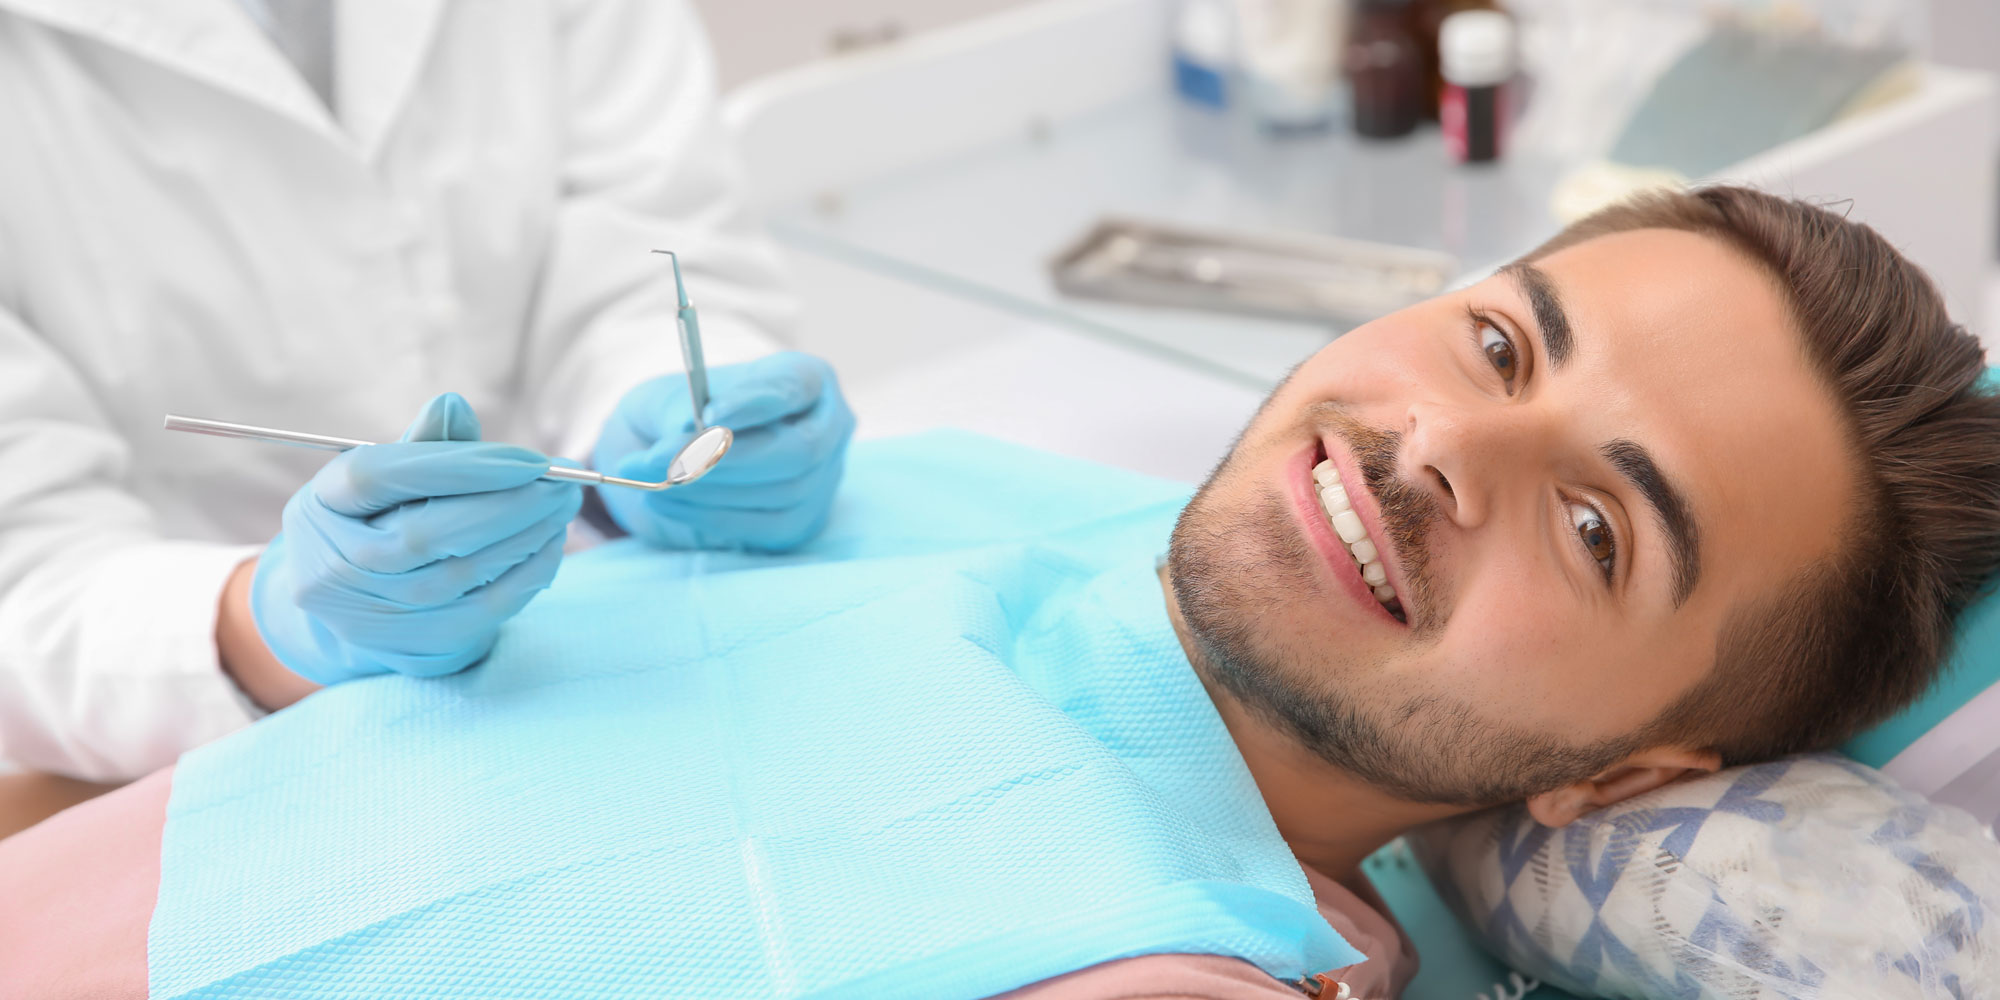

{"left": 1347, "top": 0, "right": 1425, "bottom": 139}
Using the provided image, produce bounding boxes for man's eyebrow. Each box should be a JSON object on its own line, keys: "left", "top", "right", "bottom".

{"left": 1502, "top": 261, "right": 1573, "bottom": 369}
{"left": 1601, "top": 439, "right": 1702, "bottom": 607}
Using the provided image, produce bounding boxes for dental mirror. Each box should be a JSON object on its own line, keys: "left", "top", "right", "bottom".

{"left": 664, "top": 424, "right": 732, "bottom": 486}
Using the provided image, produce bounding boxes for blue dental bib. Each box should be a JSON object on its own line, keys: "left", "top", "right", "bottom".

{"left": 149, "top": 432, "right": 1358, "bottom": 998}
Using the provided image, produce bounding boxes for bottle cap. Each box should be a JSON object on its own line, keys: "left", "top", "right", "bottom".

{"left": 1174, "top": 0, "right": 1235, "bottom": 67}
{"left": 1440, "top": 9, "right": 1515, "bottom": 88}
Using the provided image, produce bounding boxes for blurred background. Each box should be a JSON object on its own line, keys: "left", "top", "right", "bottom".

{"left": 697, "top": 0, "right": 1995, "bottom": 96}
{"left": 691, "top": 0, "right": 1998, "bottom": 482}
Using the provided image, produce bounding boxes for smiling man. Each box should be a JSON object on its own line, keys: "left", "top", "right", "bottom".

{"left": 1163, "top": 188, "right": 2000, "bottom": 982}
{"left": 4, "top": 187, "right": 1998, "bottom": 1000}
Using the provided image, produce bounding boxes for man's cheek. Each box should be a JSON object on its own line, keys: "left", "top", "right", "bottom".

{"left": 1320, "top": 312, "right": 1447, "bottom": 380}
{"left": 1278, "top": 334, "right": 1384, "bottom": 406}
{"left": 1425, "top": 593, "right": 1579, "bottom": 693}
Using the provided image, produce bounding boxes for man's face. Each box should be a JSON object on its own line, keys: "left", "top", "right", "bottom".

{"left": 1168, "top": 228, "right": 1854, "bottom": 805}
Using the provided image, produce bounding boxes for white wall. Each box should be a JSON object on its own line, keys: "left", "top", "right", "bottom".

{"left": 1928, "top": 0, "right": 2000, "bottom": 319}
{"left": 1930, "top": 0, "right": 2000, "bottom": 81}
{"left": 693, "top": 0, "right": 1036, "bottom": 91}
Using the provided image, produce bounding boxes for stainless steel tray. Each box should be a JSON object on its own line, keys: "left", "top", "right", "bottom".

{"left": 1049, "top": 216, "right": 1458, "bottom": 324}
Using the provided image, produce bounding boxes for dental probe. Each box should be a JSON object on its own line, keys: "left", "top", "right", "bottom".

{"left": 653, "top": 248, "right": 710, "bottom": 430}
{"left": 161, "top": 415, "right": 733, "bottom": 491}
{"left": 164, "top": 248, "right": 738, "bottom": 491}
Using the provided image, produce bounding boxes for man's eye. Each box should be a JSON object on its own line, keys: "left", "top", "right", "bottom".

{"left": 1476, "top": 315, "right": 1518, "bottom": 393}
{"left": 1568, "top": 500, "right": 1617, "bottom": 583}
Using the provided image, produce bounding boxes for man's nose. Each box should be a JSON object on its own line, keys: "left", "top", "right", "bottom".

{"left": 1398, "top": 400, "right": 1553, "bottom": 528}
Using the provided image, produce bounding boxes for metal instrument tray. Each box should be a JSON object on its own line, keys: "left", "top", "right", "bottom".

{"left": 1049, "top": 216, "right": 1458, "bottom": 324}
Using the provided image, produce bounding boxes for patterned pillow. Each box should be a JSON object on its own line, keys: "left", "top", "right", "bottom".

{"left": 1409, "top": 754, "right": 2000, "bottom": 999}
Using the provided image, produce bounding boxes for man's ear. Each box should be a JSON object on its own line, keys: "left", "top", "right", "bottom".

{"left": 1524, "top": 747, "right": 1722, "bottom": 828}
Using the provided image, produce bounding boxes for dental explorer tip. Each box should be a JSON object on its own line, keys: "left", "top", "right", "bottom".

{"left": 651, "top": 249, "right": 690, "bottom": 307}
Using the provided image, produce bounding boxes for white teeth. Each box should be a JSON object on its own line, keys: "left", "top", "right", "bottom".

{"left": 1318, "top": 488, "right": 1345, "bottom": 518}
{"left": 1350, "top": 538, "right": 1377, "bottom": 565}
{"left": 1330, "top": 509, "right": 1367, "bottom": 544}
{"left": 1311, "top": 457, "right": 1402, "bottom": 617}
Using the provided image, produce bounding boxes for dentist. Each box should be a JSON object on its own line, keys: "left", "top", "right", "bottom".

{"left": 0, "top": 0, "right": 852, "bottom": 780}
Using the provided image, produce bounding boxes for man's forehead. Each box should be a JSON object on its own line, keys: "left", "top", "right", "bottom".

{"left": 1525, "top": 228, "right": 1854, "bottom": 606}
{"left": 1524, "top": 229, "right": 1787, "bottom": 379}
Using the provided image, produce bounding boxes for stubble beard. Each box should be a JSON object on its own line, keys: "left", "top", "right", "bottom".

{"left": 1166, "top": 415, "right": 1638, "bottom": 806}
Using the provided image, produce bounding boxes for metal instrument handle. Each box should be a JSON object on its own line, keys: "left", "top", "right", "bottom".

{"left": 159, "top": 415, "right": 683, "bottom": 490}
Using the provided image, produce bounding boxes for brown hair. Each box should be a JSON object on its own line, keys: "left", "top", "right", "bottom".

{"left": 1524, "top": 186, "right": 2000, "bottom": 764}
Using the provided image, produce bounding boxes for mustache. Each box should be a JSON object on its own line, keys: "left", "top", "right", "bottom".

{"left": 1318, "top": 405, "right": 1447, "bottom": 633}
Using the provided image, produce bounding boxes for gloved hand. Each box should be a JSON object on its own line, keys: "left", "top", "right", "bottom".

{"left": 593, "top": 351, "right": 855, "bottom": 552}
{"left": 251, "top": 393, "right": 584, "bottom": 685}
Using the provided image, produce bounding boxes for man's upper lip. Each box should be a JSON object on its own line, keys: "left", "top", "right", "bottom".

{"left": 1318, "top": 435, "right": 1410, "bottom": 619}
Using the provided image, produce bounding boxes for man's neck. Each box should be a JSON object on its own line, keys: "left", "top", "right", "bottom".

{"left": 1154, "top": 567, "right": 1463, "bottom": 885}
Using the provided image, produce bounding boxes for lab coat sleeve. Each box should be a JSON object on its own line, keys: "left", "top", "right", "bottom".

{"left": 0, "top": 304, "right": 262, "bottom": 780}
{"left": 522, "top": 0, "right": 797, "bottom": 465}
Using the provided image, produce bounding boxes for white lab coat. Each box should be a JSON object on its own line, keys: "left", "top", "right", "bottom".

{"left": 0, "top": 0, "right": 792, "bottom": 779}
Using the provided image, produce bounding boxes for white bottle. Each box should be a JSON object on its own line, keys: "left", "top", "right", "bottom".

{"left": 1439, "top": 9, "right": 1515, "bottom": 163}
{"left": 1232, "top": 0, "right": 1348, "bottom": 132}
{"left": 1173, "top": 0, "right": 1238, "bottom": 110}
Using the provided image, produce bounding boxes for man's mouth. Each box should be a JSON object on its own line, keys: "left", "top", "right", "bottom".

{"left": 1308, "top": 449, "right": 1408, "bottom": 623}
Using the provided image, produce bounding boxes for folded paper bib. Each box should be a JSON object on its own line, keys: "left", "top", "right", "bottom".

{"left": 149, "top": 432, "right": 1357, "bottom": 999}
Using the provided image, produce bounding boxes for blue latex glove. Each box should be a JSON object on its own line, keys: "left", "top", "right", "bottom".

{"left": 251, "top": 393, "right": 584, "bottom": 685}
{"left": 593, "top": 352, "right": 855, "bottom": 552}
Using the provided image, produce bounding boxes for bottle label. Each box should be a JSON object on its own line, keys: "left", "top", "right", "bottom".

{"left": 1442, "top": 82, "right": 1504, "bottom": 163}
{"left": 1174, "top": 52, "right": 1229, "bottom": 110}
